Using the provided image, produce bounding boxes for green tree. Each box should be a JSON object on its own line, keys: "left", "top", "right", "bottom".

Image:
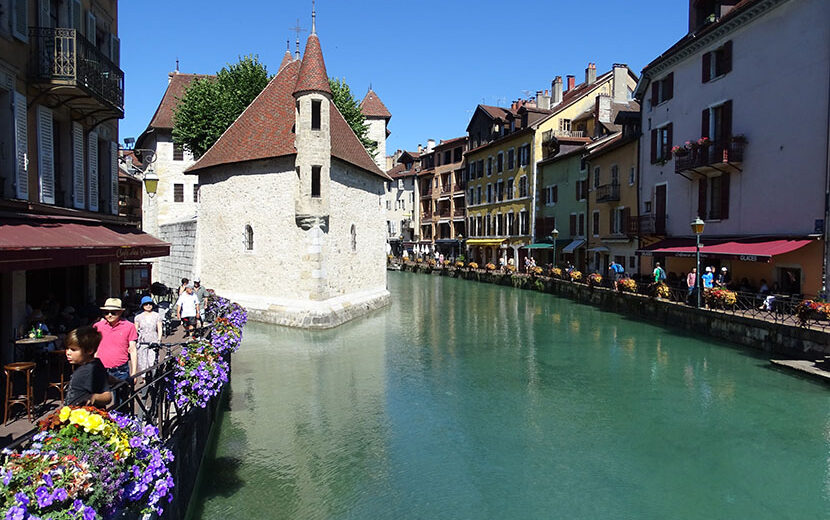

{"left": 173, "top": 55, "right": 270, "bottom": 159}
{"left": 329, "top": 78, "right": 377, "bottom": 159}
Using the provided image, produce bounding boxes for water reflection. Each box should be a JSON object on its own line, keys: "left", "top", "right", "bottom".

{"left": 195, "top": 272, "right": 830, "bottom": 520}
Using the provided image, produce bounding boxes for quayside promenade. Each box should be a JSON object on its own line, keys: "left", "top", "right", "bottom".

{"left": 394, "top": 259, "right": 830, "bottom": 370}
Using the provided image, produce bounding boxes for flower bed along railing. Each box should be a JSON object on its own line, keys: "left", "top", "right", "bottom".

{"left": 1, "top": 292, "right": 248, "bottom": 519}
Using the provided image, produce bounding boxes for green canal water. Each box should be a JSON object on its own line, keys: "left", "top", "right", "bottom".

{"left": 192, "top": 272, "right": 830, "bottom": 519}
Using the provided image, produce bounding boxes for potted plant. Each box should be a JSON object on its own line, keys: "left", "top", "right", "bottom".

{"left": 485, "top": 262, "right": 496, "bottom": 271}
{"left": 653, "top": 282, "right": 670, "bottom": 299}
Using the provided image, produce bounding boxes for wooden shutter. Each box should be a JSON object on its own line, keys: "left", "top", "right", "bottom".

{"left": 569, "top": 214, "right": 576, "bottom": 236}
{"left": 664, "top": 73, "right": 674, "bottom": 101}
{"left": 85, "top": 10, "right": 96, "bottom": 44}
{"left": 650, "top": 129, "right": 658, "bottom": 163}
{"left": 72, "top": 122, "right": 85, "bottom": 209}
{"left": 701, "top": 108, "right": 710, "bottom": 139}
{"left": 541, "top": 186, "right": 547, "bottom": 204}
{"left": 651, "top": 82, "right": 659, "bottom": 107}
{"left": 720, "top": 173, "right": 730, "bottom": 219}
{"left": 88, "top": 131, "right": 98, "bottom": 211}
{"left": 36, "top": 105, "right": 55, "bottom": 204}
{"left": 109, "top": 34, "right": 120, "bottom": 66}
{"left": 702, "top": 52, "right": 711, "bottom": 83}
{"left": 608, "top": 210, "right": 614, "bottom": 235}
{"left": 12, "top": 0, "right": 28, "bottom": 41}
{"left": 13, "top": 90, "right": 28, "bottom": 200}
{"left": 722, "top": 100, "right": 733, "bottom": 139}
{"left": 70, "top": 0, "right": 82, "bottom": 30}
{"left": 722, "top": 41, "right": 733, "bottom": 75}
{"left": 698, "top": 177, "right": 707, "bottom": 220}
{"left": 38, "top": 0, "right": 50, "bottom": 27}
{"left": 110, "top": 141, "right": 118, "bottom": 214}
{"left": 622, "top": 207, "right": 631, "bottom": 234}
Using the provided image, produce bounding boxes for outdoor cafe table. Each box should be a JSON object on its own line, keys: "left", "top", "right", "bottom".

{"left": 14, "top": 335, "right": 58, "bottom": 361}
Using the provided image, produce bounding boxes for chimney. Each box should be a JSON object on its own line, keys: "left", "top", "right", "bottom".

{"left": 596, "top": 95, "right": 612, "bottom": 124}
{"left": 585, "top": 62, "right": 596, "bottom": 85}
{"left": 552, "top": 76, "right": 563, "bottom": 105}
{"left": 418, "top": 144, "right": 423, "bottom": 153}
{"left": 536, "top": 90, "right": 551, "bottom": 110}
{"left": 427, "top": 139, "right": 435, "bottom": 151}
{"left": 612, "top": 63, "right": 628, "bottom": 103}
{"left": 566, "top": 75, "right": 575, "bottom": 91}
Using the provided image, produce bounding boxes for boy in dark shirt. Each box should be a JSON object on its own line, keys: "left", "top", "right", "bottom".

{"left": 64, "top": 326, "right": 112, "bottom": 407}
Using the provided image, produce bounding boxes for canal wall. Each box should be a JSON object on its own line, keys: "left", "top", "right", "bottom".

{"left": 400, "top": 264, "right": 830, "bottom": 359}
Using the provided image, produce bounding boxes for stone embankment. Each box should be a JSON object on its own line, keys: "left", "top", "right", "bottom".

{"left": 397, "top": 263, "right": 830, "bottom": 360}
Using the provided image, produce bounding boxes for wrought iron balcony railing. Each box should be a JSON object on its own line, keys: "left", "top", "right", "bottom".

{"left": 29, "top": 27, "right": 124, "bottom": 115}
{"left": 595, "top": 183, "right": 620, "bottom": 202}
{"left": 637, "top": 214, "right": 666, "bottom": 235}
{"left": 675, "top": 139, "right": 745, "bottom": 175}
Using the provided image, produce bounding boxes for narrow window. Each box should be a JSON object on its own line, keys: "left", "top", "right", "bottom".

{"left": 311, "top": 166, "right": 321, "bottom": 198}
{"left": 350, "top": 224, "right": 357, "bottom": 251}
{"left": 174, "top": 183, "right": 183, "bottom": 202}
{"left": 311, "top": 100, "right": 321, "bottom": 130}
{"left": 244, "top": 225, "right": 254, "bottom": 251}
{"left": 173, "top": 142, "right": 184, "bottom": 161}
{"left": 193, "top": 184, "right": 200, "bottom": 202}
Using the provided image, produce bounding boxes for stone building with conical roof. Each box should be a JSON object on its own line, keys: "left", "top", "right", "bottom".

{"left": 185, "top": 20, "right": 391, "bottom": 328}
{"left": 359, "top": 89, "right": 391, "bottom": 171}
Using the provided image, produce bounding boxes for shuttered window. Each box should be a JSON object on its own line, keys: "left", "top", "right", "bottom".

{"left": 109, "top": 34, "right": 120, "bottom": 66}
{"left": 88, "top": 131, "right": 99, "bottom": 211}
{"left": 110, "top": 141, "right": 118, "bottom": 214}
{"left": 37, "top": 0, "right": 49, "bottom": 26}
{"left": 70, "top": 0, "right": 82, "bottom": 31}
{"left": 12, "top": 0, "right": 28, "bottom": 42}
{"left": 36, "top": 105, "right": 55, "bottom": 204}
{"left": 85, "top": 10, "right": 96, "bottom": 45}
{"left": 13, "top": 91, "right": 28, "bottom": 200}
{"left": 174, "top": 184, "right": 184, "bottom": 202}
{"left": 72, "top": 122, "right": 85, "bottom": 208}
{"left": 703, "top": 41, "right": 733, "bottom": 83}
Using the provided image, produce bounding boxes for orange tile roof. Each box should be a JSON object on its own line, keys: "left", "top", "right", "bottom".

{"left": 147, "top": 72, "right": 213, "bottom": 130}
{"left": 293, "top": 34, "right": 331, "bottom": 96}
{"left": 360, "top": 89, "right": 391, "bottom": 119}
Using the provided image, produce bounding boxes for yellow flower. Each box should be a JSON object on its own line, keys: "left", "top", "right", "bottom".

{"left": 69, "top": 408, "right": 90, "bottom": 426}
{"left": 84, "top": 413, "right": 105, "bottom": 433}
{"left": 59, "top": 406, "right": 71, "bottom": 422}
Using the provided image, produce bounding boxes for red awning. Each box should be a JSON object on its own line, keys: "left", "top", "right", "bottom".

{"left": 637, "top": 237, "right": 814, "bottom": 262}
{"left": 0, "top": 215, "right": 170, "bottom": 272}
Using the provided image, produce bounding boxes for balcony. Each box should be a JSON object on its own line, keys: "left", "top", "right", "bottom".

{"left": 420, "top": 188, "right": 432, "bottom": 199}
{"left": 29, "top": 27, "right": 124, "bottom": 123}
{"left": 453, "top": 207, "right": 465, "bottom": 217}
{"left": 675, "top": 138, "right": 745, "bottom": 176}
{"left": 595, "top": 183, "right": 620, "bottom": 203}
{"left": 422, "top": 211, "right": 432, "bottom": 222}
{"left": 553, "top": 130, "right": 585, "bottom": 138}
{"left": 637, "top": 214, "right": 666, "bottom": 235}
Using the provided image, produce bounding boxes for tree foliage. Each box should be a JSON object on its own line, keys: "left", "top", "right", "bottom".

{"left": 172, "top": 55, "right": 270, "bottom": 159}
{"left": 329, "top": 78, "right": 377, "bottom": 159}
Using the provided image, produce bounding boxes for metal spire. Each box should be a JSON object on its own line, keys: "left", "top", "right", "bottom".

{"left": 311, "top": 0, "right": 317, "bottom": 35}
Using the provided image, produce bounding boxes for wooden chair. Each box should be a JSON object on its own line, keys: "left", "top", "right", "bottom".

{"left": 4, "top": 362, "right": 36, "bottom": 425}
{"left": 45, "top": 350, "right": 70, "bottom": 405}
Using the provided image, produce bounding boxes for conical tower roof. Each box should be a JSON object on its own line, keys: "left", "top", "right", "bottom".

{"left": 359, "top": 89, "right": 391, "bottom": 120}
{"left": 293, "top": 33, "right": 331, "bottom": 96}
{"left": 278, "top": 43, "right": 293, "bottom": 72}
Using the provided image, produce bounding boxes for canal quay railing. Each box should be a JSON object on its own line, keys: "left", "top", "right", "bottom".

{"left": 393, "top": 260, "right": 830, "bottom": 360}
{"left": 0, "top": 292, "right": 248, "bottom": 520}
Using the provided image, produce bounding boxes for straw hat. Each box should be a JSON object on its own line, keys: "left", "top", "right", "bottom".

{"left": 100, "top": 298, "right": 124, "bottom": 311}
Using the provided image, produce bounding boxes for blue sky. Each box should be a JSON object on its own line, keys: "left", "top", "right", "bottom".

{"left": 120, "top": 1, "right": 689, "bottom": 156}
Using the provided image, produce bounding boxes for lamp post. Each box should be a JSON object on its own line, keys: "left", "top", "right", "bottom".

{"left": 691, "top": 217, "right": 705, "bottom": 308}
{"left": 550, "top": 228, "right": 559, "bottom": 267}
{"left": 143, "top": 167, "right": 159, "bottom": 197}
{"left": 457, "top": 233, "right": 464, "bottom": 260}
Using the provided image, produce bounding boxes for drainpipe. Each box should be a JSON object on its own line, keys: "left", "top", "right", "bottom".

{"left": 823, "top": 73, "right": 830, "bottom": 298}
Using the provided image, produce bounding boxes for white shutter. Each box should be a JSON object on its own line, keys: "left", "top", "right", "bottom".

{"left": 36, "top": 105, "right": 55, "bottom": 204}
{"left": 70, "top": 0, "right": 82, "bottom": 31}
{"left": 88, "top": 131, "right": 98, "bottom": 211}
{"left": 72, "top": 121, "right": 85, "bottom": 208}
{"left": 85, "top": 10, "right": 95, "bottom": 45}
{"left": 109, "top": 34, "right": 120, "bottom": 66}
{"left": 110, "top": 141, "right": 118, "bottom": 214}
{"left": 12, "top": 0, "right": 27, "bottom": 42}
{"left": 38, "top": 0, "right": 50, "bottom": 27}
{"left": 13, "top": 90, "right": 28, "bottom": 200}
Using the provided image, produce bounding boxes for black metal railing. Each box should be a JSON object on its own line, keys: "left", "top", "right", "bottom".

{"left": 595, "top": 183, "right": 620, "bottom": 202}
{"left": 638, "top": 214, "right": 666, "bottom": 235}
{"left": 675, "top": 139, "right": 744, "bottom": 173}
{"left": 29, "top": 27, "right": 124, "bottom": 113}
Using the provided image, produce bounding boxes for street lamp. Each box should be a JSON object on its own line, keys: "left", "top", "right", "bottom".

{"left": 550, "top": 228, "right": 559, "bottom": 267}
{"left": 143, "top": 167, "right": 159, "bottom": 197}
{"left": 457, "top": 233, "right": 464, "bottom": 259}
{"left": 691, "top": 217, "right": 705, "bottom": 308}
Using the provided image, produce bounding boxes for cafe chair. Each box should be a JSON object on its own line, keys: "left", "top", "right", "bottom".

{"left": 4, "top": 362, "right": 36, "bottom": 425}
{"left": 45, "top": 349, "right": 70, "bottom": 406}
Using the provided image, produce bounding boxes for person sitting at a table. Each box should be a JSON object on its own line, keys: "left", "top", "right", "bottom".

{"left": 64, "top": 325, "right": 112, "bottom": 407}
{"left": 93, "top": 298, "right": 138, "bottom": 381}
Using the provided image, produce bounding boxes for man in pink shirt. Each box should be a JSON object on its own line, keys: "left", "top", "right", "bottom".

{"left": 93, "top": 297, "right": 137, "bottom": 381}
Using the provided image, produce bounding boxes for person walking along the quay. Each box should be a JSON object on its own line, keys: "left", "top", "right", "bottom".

{"left": 134, "top": 296, "right": 163, "bottom": 373}
{"left": 193, "top": 278, "right": 208, "bottom": 323}
{"left": 176, "top": 284, "right": 200, "bottom": 338}
{"left": 702, "top": 267, "right": 714, "bottom": 289}
{"left": 653, "top": 262, "right": 666, "bottom": 283}
{"left": 93, "top": 298, "right": 138, "bottom": 381}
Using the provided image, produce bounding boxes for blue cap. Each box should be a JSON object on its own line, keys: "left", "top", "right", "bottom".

{"left": 140, "top": 296, "right": 154, "bottom": 305}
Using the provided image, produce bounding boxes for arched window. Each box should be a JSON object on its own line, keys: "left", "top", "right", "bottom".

{"left": 350, "top": 224, "right": 356, "bottom": 251}
{"left": 244, "top": 225, "right": 254, "bottom": 251}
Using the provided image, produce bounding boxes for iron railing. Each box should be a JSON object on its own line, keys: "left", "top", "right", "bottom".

{"left": 595, "top": 183, "right": 620, "bottom": 202}
{"left": 29, "top": 27, "right": 124, "bottom": 113}
{"left": 675, "top": 139, "right": 745, "bottom": 173}
{"left": 638, "top": 214, "right": 666, "bottom": 235}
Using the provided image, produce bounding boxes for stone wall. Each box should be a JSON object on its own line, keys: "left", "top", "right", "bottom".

{"left": 157, "top": 218, "right": 198, "bottom": 288}
{"left": 400, "top": 264, "right": 830, "bottom": 358}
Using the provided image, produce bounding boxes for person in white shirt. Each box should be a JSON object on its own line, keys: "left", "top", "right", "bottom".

{"left": 176, "top": 284, "right": 200, "bottom": 338}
